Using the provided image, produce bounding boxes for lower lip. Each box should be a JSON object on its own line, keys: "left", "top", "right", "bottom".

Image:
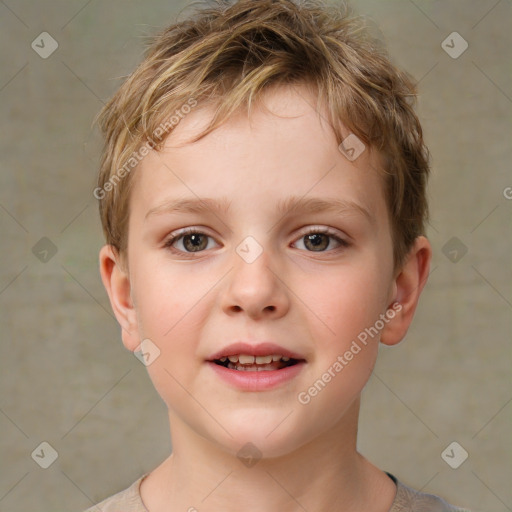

{"left": 206, "top": 361, "right": 306, "bottom": 391}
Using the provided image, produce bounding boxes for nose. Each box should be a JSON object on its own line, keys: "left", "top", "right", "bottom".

{"left": 221, "top": 243, "right": 290, "bottom": 320}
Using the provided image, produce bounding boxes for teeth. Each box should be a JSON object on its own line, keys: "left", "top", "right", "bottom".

{"left": 227, "top": 362, "right": 280, "bottom": 371}
{"left": 255, "top": 355, "right": 272, "bottom": 364}
{"left": 220, "top": 354, "right": 293, "bottom": 364}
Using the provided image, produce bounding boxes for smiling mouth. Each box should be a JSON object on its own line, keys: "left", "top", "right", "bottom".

{"left": 212, "top": 354, "right": 302, "bottom": 371}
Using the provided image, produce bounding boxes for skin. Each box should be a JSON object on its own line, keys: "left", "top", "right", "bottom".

{"left": 100, "top": 83, "right": 431, "bottom": 512}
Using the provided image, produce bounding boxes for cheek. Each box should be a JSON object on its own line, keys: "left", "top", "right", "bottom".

{"left": 294, "top": 267, "right": 384, "bottom": 425}
{"left": 295, "top": 260, "right": 390, "bottom": 347}
{"left": 130, "top": 261, "right": 212, "bottom": 388}
{"left": 130, "top": 282, "right": 200, "bottom": 412}
{"left": 132, "top": 260, "right": 201, "bottom": 338}
{"left": 136, "top": 293, "right": 206, "bottom": 413}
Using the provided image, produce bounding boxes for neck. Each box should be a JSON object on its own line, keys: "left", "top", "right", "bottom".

{"left": 140, "top": 399, "right": 396, "bottom": 512}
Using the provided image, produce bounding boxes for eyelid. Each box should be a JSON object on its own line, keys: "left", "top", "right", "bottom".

{"left": 163, "top": 225, "right": 349, "bottom": 256}
{"left": 163, "top": 227, "right": 217, "bottom": 247}
{"left": 295, "top": 225, "right": 345, "bottom": 239}
{"left": 292, "top": 225, "right": 349, "bottom": 249}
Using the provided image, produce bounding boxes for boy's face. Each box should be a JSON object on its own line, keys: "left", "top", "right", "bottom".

{"left": 101, "top": 84, "right": 428, "bottom": 458}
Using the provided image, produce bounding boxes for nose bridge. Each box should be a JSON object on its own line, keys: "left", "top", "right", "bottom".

{"left": 223, "top": 234, "right": 288, "bottom": 318}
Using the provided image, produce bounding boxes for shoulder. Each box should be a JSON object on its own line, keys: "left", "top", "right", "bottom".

{"left": 82, "top": 475, "right": 148, "bottom": 512}
{"left": 388, "top": 473, "right": 471, "bottom": 512}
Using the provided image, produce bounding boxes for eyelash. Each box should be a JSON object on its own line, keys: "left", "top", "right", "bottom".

{"left": 163, "top": 226, "right": 349, "bottom": 257}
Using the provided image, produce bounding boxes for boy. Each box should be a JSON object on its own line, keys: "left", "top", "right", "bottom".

{"left": 88, "top": 0, "right": 470, "bottom": 510}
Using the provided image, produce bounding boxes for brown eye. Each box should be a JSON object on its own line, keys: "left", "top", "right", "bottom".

{"left": 182, "top": 233, "right": 208, "bottom": 252}
{"left": 164, "top": 229, "right": 217, "bottom": 255}
{"left": 303, "top": 233, "right": 330, "bottom": 251}
{"left": 293, "top": 228, "right": 348, "bottom": 253}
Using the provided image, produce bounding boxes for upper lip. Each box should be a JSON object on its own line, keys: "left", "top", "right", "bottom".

{"left": 207, "top": 342, "right": 306, "bottom": 361}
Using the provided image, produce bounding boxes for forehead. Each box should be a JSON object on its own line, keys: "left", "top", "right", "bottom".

{"left": 162, "top": 83, "right": 355, "bottom": 152}
{"left": 131, "top": 83, "right": 387, "bottom": 225}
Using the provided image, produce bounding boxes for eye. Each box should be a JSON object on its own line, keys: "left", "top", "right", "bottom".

{"left": 292, "top": 227, "right": 348, "bottom": 252}
{"left": 163, "top": 228, "right": 218, "bottom": 255}
{"left": 163, "top": 226, "right": 349, "bottom": 257}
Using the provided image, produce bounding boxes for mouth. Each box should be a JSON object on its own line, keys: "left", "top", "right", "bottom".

{"left": 211, "top": 354, "right": 302, "bottom": 372}
{"left": 206, "top": 342, "right": 306, "bottom": 390}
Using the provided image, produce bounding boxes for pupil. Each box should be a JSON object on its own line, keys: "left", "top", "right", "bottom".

{"left": 184, "top": 234, "right": 207, "bottom": 251}
{"left": 306, "top": 234, "right": 328, "bottom": 251}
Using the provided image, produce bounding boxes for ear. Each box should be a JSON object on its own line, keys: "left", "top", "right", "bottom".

{"left": 99, "top": 245, "right": 140, "bottom": 351}
{"left": 380, "top": 236, "right": 432, "bottom": 346}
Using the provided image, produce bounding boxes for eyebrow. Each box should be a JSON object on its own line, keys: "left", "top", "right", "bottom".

{"left": 145, "top": 197, "right": 233, "bottom": 220}
{"left": 145, "top": 195, "right": 373, "bottom": 224}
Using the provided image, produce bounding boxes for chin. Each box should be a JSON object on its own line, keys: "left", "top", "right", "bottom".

{"left": 210, "top": 412, "right": 309, "bottom": 460}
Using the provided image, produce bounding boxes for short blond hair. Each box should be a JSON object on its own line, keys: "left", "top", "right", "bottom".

{"left": 96, "top": 0, "right": 429, "bottom": 270}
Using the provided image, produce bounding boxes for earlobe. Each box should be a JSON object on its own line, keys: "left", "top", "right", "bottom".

{"left": 99, "top": 245, "right": 140, "bottom": 351}
{"left": 380, "top": 236, "right": 432, "bottom": 346}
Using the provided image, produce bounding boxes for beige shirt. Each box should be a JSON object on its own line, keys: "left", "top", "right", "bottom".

{"left": 84, "top": 472, "right": 470, "bottom": 511}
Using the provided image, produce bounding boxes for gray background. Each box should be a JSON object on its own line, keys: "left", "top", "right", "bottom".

{"left": 0, "top": 0, "right": 511, "bottom": 511}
